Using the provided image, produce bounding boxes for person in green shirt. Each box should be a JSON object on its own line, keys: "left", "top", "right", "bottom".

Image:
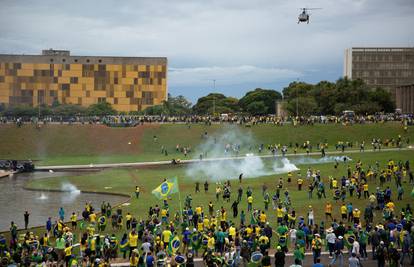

{"left": 240, "top": 210, "right": 246, "bottom": 225}
{"left": 359, "top": 229, "right": 368, "bottom": 259}
{"left": 55, "top": 235, "right": 66, "bottom": 262}
{"left": 293, "top": 244, "right": 305, "bottom": 263}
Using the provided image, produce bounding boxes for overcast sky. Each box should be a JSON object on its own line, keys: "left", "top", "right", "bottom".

{"left": 1, "top": 0, "right": 413, "bottom": 102}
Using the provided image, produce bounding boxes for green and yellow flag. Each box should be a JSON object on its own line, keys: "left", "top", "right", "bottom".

{"left": 152, "top": 177, "right": 179, "bottom": 199}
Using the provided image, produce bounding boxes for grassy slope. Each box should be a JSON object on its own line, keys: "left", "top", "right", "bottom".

{"left": 25, "top": 150, "right": 414, "bottom": 239}
{"left": 0, "top": 123, "right": 412, "bottom": 166}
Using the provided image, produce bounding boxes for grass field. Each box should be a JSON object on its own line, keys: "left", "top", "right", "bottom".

{"left": 0, "top": 122, "right": 412, "bottom": 166}
{"left": 24, "top": 149, "right": 414, "bottom": 241}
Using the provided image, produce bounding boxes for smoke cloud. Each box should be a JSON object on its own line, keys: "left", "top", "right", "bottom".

{"left": 61, "top": 182, "right": 81, "bottom": 203}
{"left": 290, "top": 156, "right": 352, "bottom": 165}
{"left": 186, "top": 128, "right": 299, "bottom": 181}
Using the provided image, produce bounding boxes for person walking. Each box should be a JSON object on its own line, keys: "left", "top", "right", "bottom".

{"left": 24, "top": 211, "right": 30, "bottom": 230}
{"left": 329, "top": 236, "right": 344, "bottom": 267}
{"left": 58, "top": 207, "right": 65, "bottom": 221}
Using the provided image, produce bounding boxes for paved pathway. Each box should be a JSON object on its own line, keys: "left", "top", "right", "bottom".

{"left": 36, "top": 147, "right": 413, "bottom": 171}
{"left": 110, "top": 249, "right": 402, "bottom": 267}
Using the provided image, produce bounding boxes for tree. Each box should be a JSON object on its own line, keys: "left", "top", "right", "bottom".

{"left": 2, "top": 105, "right": 37, "bottom": 117}
{"left": 193, "top": 93, "right": 239, "bottom": 115}
{"left": 239, "top": 88, "right": 282, "bottom": 114}
{"left": 53, "top": 104, "right": 87, "bottom": 116}
{"left": 86, "top": 102, "right": 117, "bottom": 116}
{"left": 282, "top": 78, "right": 395, "bottom": 116}
{"left": 284, "top": 97, "right": 318, "bottom": 116}
{"left": 143, "top": 104, "right": 169, "bottom": 115}
{"left": 166, "top": 94, "right": 192, "bottom": 115}
{"left": 246, "top": 101, "right": 268, "bottom": 115}
{"left": 369, "top": 88, "right": 395, "bottom": 113}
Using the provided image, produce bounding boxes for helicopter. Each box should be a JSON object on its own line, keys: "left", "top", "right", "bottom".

{"left": 298, "top": 8, "right": 322, "bottom": 24}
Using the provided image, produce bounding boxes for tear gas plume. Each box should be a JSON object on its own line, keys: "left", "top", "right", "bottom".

{"left": 186, "top": 128, "right": 299, "bottom": 181}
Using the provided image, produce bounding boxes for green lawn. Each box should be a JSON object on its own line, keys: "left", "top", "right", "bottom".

{"left": 24, "top": 149, "right": 414, "bottom": 240}
{"left": 0, "top": 122, "right": 412, "bottom": 166}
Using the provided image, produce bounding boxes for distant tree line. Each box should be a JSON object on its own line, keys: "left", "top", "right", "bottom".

{"left": 282, "top": 78, "right": 395, "bottom": 116}
{"left": 0, "top": 78, "right": 395, "bottom": 117}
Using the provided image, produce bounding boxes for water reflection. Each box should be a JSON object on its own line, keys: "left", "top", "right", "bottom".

{"left": 0, "top": 171, "right": 128, "bottom": 231}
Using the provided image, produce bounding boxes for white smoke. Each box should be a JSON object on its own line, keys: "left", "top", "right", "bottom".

{"left": 291, "top": 156, "right": 352, "bottom": 165}
{"left": 186, "top": 128, "right": 299, "bottom": 181}
{"left": 37, "top": 192, "right": 48, "bottom": 200}
{"left": 61, "top": 182, "right": 81, "bottom": 203}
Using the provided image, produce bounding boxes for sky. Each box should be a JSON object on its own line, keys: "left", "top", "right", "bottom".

{"left": 0, "top": 0, "right": 413, "bottom": 103}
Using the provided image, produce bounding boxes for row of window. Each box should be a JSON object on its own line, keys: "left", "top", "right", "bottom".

{"left": 50, "top": 58, "right": 102, "bottom": 63}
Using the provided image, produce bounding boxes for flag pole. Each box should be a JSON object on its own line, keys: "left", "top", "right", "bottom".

{"left": 176, "top": 177, "right": 183, "bottom": 223}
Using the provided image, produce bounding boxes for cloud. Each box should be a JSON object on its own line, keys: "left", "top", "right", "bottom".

{"left": 169, "top": 65, "right": 302, "bottom": 86}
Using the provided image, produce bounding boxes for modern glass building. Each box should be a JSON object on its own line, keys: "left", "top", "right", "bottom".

{"left": 0, "top": 49, "right": 167, "bottom": 112}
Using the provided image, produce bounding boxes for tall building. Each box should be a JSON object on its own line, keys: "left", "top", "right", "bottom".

{"left": 0, "top": 49, "right": 167, "bottom": 112}
{"left": 343, "top": 47, "right": 414, "bottom": 97}
{"left": 395, "top": 84, "right": 414, "bottom": 113}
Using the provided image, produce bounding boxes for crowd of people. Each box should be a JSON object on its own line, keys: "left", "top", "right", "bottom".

{"left": 0, "top": 153, "right": 413, "bottom": 267}
{"left": 1, "top": 113, "right": 413, "bottom": 127}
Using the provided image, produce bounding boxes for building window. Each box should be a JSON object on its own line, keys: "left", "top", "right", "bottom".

{"left": 98, "top": 59, "right": 102, "bottom": 63}
{"left": 74, "top": 59, "right": 78, "bottom": 63}
{"left": 62, "top": 59, "right": 66, "bottom": 62}
{"left": 50, "top": 59, "right": 54, "bottom": 62}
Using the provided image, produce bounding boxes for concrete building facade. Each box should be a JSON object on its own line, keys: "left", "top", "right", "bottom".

{"left": 343, "top": 47, "right": 414, "bottom": 96}
{"left": 395, "top": 84, "right": 414, "bottom": 114}
{"left": 0, "top": 49, "right": 167, "bottom": 112}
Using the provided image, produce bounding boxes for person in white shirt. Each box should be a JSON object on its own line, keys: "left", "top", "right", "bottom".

{"left": 308, "top": 207, "right": 314, "bottom": 226}
{"left": 326, "top": 228, "right": 337, "bottom": 258}
{"left": 290, "top": 228, "right": 297, "bottom": 248}
{"left": 351, "top": 239, "right": 360, "bottom": 258}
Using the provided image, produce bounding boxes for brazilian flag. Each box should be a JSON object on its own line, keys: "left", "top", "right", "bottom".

{"left": 152, "top": 177, "right": 179, "bottom": 200}
{"left": 168, "top": 235, "right": 181, "bottom": 255}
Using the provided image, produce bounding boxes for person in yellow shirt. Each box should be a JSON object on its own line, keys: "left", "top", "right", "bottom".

{"left": 64, "top": 243, "right": 72, "bottom": 266}
{"left": 162, "top": 228, "right": 172, "bottom": 244}
{"left": 207, "top": 233, "right": 215, "bottom": 250}
{"left": 203, "top": 217, "right": 210, "bottom": 229}
{"left": 352, "top": 208, "right": 361, "bottom": 224}
{"left": 195, "top": 206, "right": 202, "bottom": 216}
{"left": 332, "top": 178, "right": 338, "bottom": 189}
{"left": 70, "top": 212, "right": 77, "bottom": 229}
{"left": 386, "top": 201, "right": 395, "bottom": 211}
{"left": 210, "top": 216, "right": 217, "bottom": 229}
{"left": 89, "top": 212, "right": 96, "bottom": 225}
{"left": 297, "top": 178, "right": 303, "bottom": 191}
{"left": 125, "top": 212, "right": 132, "bottom": 230}
{"left": 363, "top": 183, "right": 369, "bottom": 199}
{"left": 129, "top": 229, "right": 138, "bottom": 257}
{"left": 161, "top": 208, "right": 168, "bottom": 224}
{"left": 276, "top": 205, "right": 284, "bottom": 224}
{"left": 247, "top": 195, "right": 253, "bottom": 211}
{"left": 325, "top": 202, "right": 333, "bottom": 221}
{"left": 130, "top": 249, "right": 139, "bottom": 267}
{"left": 229, "top": 225, "right": 236, "bottom": 241}
{"left": 197, "top": 219, "right": 204, "bottom": 231}
{"left": 340, "top": 204, "right": 347, "bottom": 220}
{"left": 259, "top": 211, "right": 267, "bottom": 226}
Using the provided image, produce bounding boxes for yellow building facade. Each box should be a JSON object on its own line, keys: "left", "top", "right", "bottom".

{"left": 0, "top": 50, "right": 167, "bottom": 112}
